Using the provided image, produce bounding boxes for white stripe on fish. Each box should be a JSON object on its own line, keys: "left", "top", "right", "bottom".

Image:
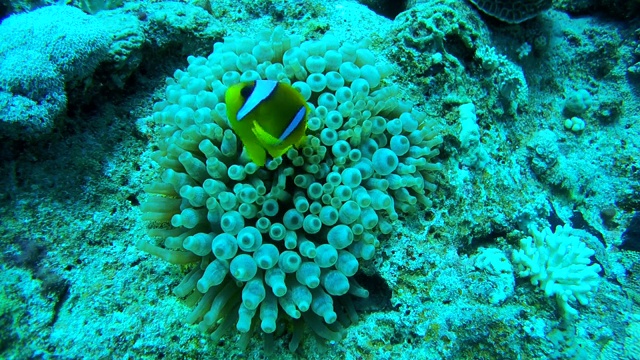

{"left": 237, "top": 80, "right": 278, "bottom": 121}
{"left": 279, "top": 105, "right": 307, "bottom": 142}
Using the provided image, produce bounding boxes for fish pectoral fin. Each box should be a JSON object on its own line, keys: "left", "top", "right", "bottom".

{"left": 242, "top": 141, "right": 268, "bottom": 167}
{"left": 295, "top": 135, "right": 308, "bottom": 148}
{"left": 269, "top": 145, "right": 292, "bottom": 159}
{"left": 252, "top": 122, "right": 282, "bottom": 147}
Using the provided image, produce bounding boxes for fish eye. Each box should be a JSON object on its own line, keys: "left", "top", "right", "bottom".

{"left": 240, "top": 84, "right": 255, "bottom": 99}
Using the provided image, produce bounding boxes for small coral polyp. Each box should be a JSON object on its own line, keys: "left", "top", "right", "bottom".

{"left": 137, "top": 27, "right": 443, "bottom": 350}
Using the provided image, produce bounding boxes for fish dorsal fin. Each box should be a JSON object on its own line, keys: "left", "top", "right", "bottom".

{"left": 237, "top": 80, "right": 278, "bottom": 121}
{"left": 252, "top": 121, "right": 282, "bottom": 147}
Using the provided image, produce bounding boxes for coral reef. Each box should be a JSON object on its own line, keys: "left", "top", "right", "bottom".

{"left": 0, "top": 0, "right": 639, "bottom": 359}
{"left": 468, "top": 0, "right": 553, "bottom": 24}
{"left": 0, "top": 2, "right": 225, "bottom": 141}
{"left": 0, "top": 5, "right": 110, "bottom": 138}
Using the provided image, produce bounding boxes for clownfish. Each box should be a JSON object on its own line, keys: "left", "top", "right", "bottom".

{"left": 225, "top": 80, "right": 310, "bottom": 167}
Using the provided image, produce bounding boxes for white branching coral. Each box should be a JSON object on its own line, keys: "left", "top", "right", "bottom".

{"left": 512, "top": 224, "right": 602, "bottom": 318}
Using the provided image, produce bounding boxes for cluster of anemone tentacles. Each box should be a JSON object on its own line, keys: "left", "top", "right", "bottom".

{"left": 137, "top": 27, "right": 443, "bottom": 351}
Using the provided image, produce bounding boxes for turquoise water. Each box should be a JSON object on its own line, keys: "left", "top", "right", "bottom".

{"left": 0, "top": 1, "right": 639, "bottom": 359}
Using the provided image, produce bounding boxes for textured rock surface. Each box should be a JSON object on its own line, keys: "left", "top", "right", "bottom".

{"left": 468, "top": 0, "right": 553, "bottom": 23}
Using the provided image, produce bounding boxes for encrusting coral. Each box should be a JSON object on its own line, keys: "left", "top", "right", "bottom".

{"left": 136, "top": 27, "right": 443, "bottom": 351}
